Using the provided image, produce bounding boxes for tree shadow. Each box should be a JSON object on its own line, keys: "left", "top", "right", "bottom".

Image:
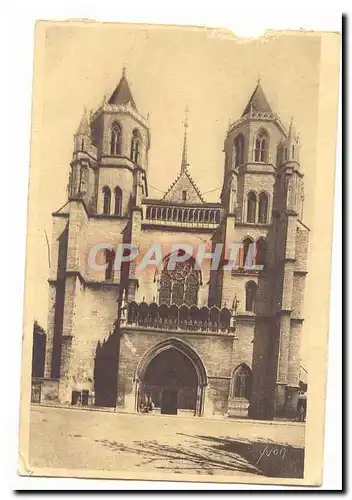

{"left": 94, "top": 433, "right": 304, "bottom": 478}
{"left": 94, "top": 437, "right": 263, "bottom": 476}
{"left": 177, "top": 434, "right": 305, "bottom": 478}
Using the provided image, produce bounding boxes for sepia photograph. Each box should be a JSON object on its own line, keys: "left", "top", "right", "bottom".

{"left": 18, "top": 21, "right": 340, "bottom": 486}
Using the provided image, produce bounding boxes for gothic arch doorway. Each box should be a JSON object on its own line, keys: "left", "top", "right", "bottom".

{"left": 135, "top": 339, "right": 207, "bottom": 416}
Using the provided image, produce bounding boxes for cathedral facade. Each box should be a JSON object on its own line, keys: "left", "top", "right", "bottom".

{"left": 40, "top": 71, "right": 309, "bottom": 419}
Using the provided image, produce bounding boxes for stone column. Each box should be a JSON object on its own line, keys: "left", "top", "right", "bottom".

{"left": 276, "top": 313, "right": 291, "bottom": 384}
{"left": 57, "top": 276, "right": 78, "bottom": 399}
{"left": 202, "top": 386, "right": 213, "bottom": 417}
{"left": 284, "top": 386, "right": 299, "bottom": 418}
{"left": 124, "top": 381, "right": 137, "bottom": 413}
{"left": 126, "top": 208, "right": 142, "bottom": 302}
{"left": 275, "top": 313, "right": 291, "bottom": 415}
{"left": 195, "top": 385, "right": 202, "bottom": 416}
{"left": 44, "top": 283, "right": 58, "bottom": 379}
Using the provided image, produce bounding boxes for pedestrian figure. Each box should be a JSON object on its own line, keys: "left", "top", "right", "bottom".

{"left": 297, "top": 391, "right": 307, "bottom": 422}
{"left": 140, "top": 393, "right": 150, "bottom": 413}
{"left": 147, "top": 395, "right": 155, "bottom": 413}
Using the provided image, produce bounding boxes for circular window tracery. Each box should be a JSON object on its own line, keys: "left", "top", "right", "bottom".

{"left": 159, "top": 256, "right": 201, "bottom": 306}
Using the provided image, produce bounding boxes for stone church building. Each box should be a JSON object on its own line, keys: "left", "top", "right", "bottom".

{"left": 38, "top": 70, "right": 309, "bottom": 419}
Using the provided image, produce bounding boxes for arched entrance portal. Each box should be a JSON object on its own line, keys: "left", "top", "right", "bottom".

{"left": 136, "top": 339, "right": 207, "bottom": 416}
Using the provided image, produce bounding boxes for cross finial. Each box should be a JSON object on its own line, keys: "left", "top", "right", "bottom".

{"left": 122, "top": 65, "right": 127, "bottom": 77}
{"left": 184, "top": 105, "right": 189, "bottom": 129}
{"left": 257, "top": 73, "right": 261, "bottom": 85}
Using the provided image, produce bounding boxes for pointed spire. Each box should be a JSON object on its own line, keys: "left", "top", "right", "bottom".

{"left": 108, "top": 67, "right": 137, "bottom": 110}
{"left": 181, "top": 106, "right": 189, "bottom": 173}
{"left": 242, "top": 80, "right": 272, "bottom": 116}
{"left": 76, "top": 108, "right": 90, "bottom": 136}
{"left": 287, "top": 116, "right": 300, "bottom": 143}
{"left": 288, "top": 116, "right": 294, "bottom": 137}
{"left": 289, "top": 116, "right": 299, "bottom": 139}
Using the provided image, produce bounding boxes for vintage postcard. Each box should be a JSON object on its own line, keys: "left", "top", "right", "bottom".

{"left": 19, "top": 21, "right": 340, "bottom": 486}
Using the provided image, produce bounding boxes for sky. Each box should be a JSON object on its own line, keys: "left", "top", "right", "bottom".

{"left": 27, "top": 22, "right": 323, "bottom": 366}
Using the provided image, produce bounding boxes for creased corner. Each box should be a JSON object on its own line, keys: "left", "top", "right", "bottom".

{"left": 18, "top": 450, "right": 34, "bottom": 477}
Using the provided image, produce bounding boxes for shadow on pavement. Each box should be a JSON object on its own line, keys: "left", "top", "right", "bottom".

{"left": 177, "top": 434, "right": 305, "bottom": 478}
{"left": 95, "top": 437, "right": 262, "bottom": 476}
{"left": 94, "top": 433, "right": 304, "bottom": 477}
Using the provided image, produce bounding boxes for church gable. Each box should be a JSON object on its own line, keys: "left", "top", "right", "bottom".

{"left": 162, "top": 170, "right": 205, "bottom": 204}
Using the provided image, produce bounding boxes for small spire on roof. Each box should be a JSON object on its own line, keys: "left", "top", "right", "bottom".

{"left": 288, "top": 116, "right": 294, "bottom": 136}
{"left": 76, "top": 108, "right": 91, "bottom": 136}
{"left": 288, "top": 116, "right": 299, "bottom": 142}
{"left": 181, "top": 106, "right": 189, "bottom": 173}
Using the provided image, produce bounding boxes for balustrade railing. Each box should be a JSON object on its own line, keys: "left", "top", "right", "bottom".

{"left": 122, "top": 301, "right": 235, "bottom": 334}
{"left": 143, "top": 205, "right": 221, "bottom": 227}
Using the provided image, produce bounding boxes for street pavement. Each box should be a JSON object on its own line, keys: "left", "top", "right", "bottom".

{"left": 29, "top": 405, "right": 305, "bottom": 478}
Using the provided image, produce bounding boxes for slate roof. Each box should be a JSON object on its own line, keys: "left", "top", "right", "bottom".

{"left": 242, "top": 81, "right": 272, "bottom": 116}
{"left": 108, "top": 71, "right": 137, "bottom": 110}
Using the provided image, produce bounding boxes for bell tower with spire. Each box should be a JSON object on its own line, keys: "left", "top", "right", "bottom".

{"left": 217, "top": 80, "right": 309, "bottom": 419}
{"left": 88, "top": 68, "right": 150, "bottom": 215}
{"left": 221, "top": 79, "right": 287, "bottom": 223}
{"left": 67, "top": 68, "right": 151, "bottom": 216}
{"left": 218, "top": 81, "right": 289, "bottom": 313}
